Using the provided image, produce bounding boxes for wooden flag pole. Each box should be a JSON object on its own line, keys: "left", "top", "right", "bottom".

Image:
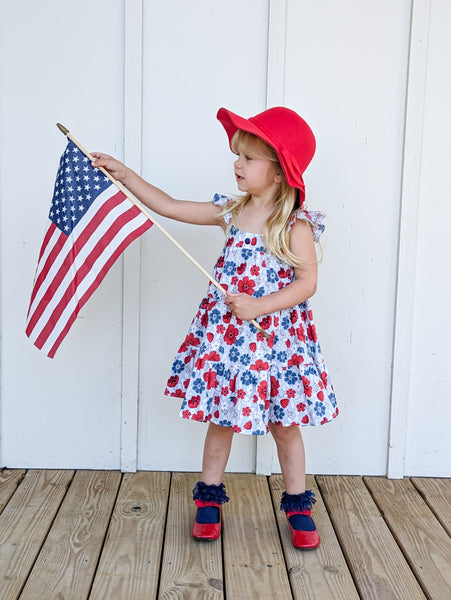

{"left": 56, "top": 123, "right": 269, "bottom": 337}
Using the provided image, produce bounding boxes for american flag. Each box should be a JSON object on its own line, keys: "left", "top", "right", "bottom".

{"left": 26, "top": 140, "right": 152, "bottom": 358}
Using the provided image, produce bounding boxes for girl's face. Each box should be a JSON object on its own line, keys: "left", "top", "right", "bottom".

{"left": 233, "top": 151, "right": 281, "bottom": 196}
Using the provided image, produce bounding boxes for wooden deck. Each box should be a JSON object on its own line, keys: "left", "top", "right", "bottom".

{"left": 0, "top": 470, "right": 449, "bottom": 599}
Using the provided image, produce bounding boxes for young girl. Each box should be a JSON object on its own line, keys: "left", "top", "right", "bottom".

{"left": 92, "top": 106, "right": 338, "bottom": 549}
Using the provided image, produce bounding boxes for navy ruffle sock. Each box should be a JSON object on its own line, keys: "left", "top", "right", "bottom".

{"left": 280, "top": 490, "right": 320, "bottom": 549}
{"left": 192, "top": 481, "right": 229, "bottom": 540}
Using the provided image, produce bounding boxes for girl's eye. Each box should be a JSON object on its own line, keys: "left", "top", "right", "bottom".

{"left": 245, "top": 155, "right": 252, "bottom": 161}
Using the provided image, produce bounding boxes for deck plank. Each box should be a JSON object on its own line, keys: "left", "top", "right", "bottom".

{"left": 158, "top": 472, "right": 224, "bottom": 599}
{"left": 19, "top": 470, "right": 122, "bottom": 600}
{"left": 410, "top": 477, "right": 451, "bottom": 536}
{"left": 270, "top": 474, "right": 360, "bottom": 600}
{"left": 365, "top": 476, "right": 451, "bottom": 600}
{"left": 317, "top": 475, "right": 426, "bottom": 600}
{"left": 222, "top": 473, "right": 292, "bottom": 599}
{"left": 0, "top": 470, "right": 26, "bottom": 514}
{"left": 89, "top": 471, "right": 170, "bottom": 600}
{"left": 0, "top": 469, "right": 74, "bottom": 600}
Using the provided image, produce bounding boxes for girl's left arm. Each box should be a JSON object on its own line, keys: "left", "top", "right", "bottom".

{"left": 225, "top": 219, "right": 318, "bottom": 320}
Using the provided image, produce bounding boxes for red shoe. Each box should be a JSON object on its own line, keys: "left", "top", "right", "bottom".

{"left": 192, "top": 500, "right": 222, "bottom": 540}
{"left": 286, "top": 509, "right": 320, "bottom": 549}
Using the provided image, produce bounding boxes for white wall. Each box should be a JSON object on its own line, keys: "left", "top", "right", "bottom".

{"left": 0, "top": 0, "right": 449, "bottom": 477}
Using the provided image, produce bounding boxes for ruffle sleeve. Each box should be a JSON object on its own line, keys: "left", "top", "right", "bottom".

{"left": 212, "top": 193, "right": 233, "bottom": 224}
{"left": 288, "top": 209, "right": 326, "bottom": 243}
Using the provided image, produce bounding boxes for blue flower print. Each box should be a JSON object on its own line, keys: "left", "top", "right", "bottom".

{"left": 266, "top": 268, "right": 278, "bottom": 283}
{"left": 252, "top": 429, "right": 266, "bottom": 436}
{"left": 235, "top": 336, "right": 245, "bottom": 347}
{"left": 281, "top": 316, "right": 290, "bottom": 329}
{"left": 229, "top": 347, "right": 240, "bottom": 362}
{"left": 241, "top": 371, "right": 258, "bottom": 386}
{"left": 173, "top": 360, "right": 185, "bottom": 374}
{"left": 273, "top": 405, "right": 285, "bottom": 419}
{"left": 314, "top": 401, "right": 326, "bottom": 417}
{"left": 284, "top": 370, "right": 299, "bottom": 385}
{"left": 240, "top": 353, "right": 251, "bottom": 366}
{"left": 224, "top": 261, "right": 236, "bottom": 275}
{"left": 241, "top": 249, "right": 253, "bottom": 260}
{"left": 219, "top": 420, "right": 232, "bottom": 427}
{"left": 254, "top": 287, "right": 265, "bottom": 298}
{"left": 210, "top": 309, "right": 221, "bottom": 324}
{"left": 277, "top": 350, "right": 288, "bottom": 362}
{"left": 192, "top": 378, "right": 206, "bottom": 394}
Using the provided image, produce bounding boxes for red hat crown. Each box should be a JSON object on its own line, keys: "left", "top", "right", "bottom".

{"left": 217, "top": 106, "right": 316, "bottom": 201}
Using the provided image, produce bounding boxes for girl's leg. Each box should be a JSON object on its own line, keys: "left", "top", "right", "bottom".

{"left": 268, "top": 423, "right": 306, "bottom": 494}
{"left": 201, "top": 422, "right": 234, "bottom": 485}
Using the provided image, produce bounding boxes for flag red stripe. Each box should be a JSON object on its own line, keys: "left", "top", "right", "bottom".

{"left": 26, "top": 190, "right": 127, "bottom": 335}
{"left": 47, "top": 220, "right": 152, "bottom": 358}
{"left": 33, "top": 206, "right": 151, "bottom": 350}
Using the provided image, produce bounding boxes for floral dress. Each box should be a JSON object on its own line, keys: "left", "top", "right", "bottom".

{"left": 164, "top": 194, "right": 338, "bottom": 435}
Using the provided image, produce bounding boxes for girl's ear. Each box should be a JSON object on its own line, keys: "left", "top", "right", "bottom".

{"left": 274, "top": 171, "right": 283, "bottom": 184}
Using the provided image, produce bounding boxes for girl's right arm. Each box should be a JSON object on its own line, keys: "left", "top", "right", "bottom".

{"left": 91, "top": 153, "right": 225, "bottom": 228}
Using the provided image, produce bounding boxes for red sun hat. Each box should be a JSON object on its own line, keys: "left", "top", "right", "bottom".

{"left": 217, "top": 106, "right": 316, "bottom": 203}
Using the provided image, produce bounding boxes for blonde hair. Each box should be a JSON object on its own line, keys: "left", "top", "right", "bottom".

{"left": 225, "top": 130, "right": 308, "bottom": 268}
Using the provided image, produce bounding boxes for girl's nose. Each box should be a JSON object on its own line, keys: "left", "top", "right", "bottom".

{"left": 234, "top": 156, "right": 242, "bottom": 168}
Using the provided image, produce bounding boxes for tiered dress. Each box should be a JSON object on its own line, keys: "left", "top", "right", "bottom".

{"left": 164, "top": 194, "right": 338, "bottom": 435}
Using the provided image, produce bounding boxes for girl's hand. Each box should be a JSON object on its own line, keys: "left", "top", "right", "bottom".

{"left": 225, "top": 292, "right": 260, "bottom": 321}
{"left": 90, "top": 153, "right": 130, "bottom": 184}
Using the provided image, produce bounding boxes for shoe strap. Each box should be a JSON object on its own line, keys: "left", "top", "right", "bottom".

{"left": 195, "top": 499, "right": 222, "bottom": 508}
{"left": 286, "top": 509, "right": 311, "bottom": 518}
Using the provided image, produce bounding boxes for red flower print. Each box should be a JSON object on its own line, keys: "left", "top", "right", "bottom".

{"left": 278, "top": 282, "right": 284, "bottom": 289}
{"left": 224, "top": 324, "right": 239, "bottom": 345}
{"left": 250, "top": 265, "right": 260, "bottom": 276}
{"left": 242, "top": 407, "right": 251, "bottom": 417}
{"left": 321, "top": 417, "right": 328, "bottom": 425}
{"left": 301, "top": 310, "right": 308, "bottom": 322}
{"left": 173, "top": 389, "right": 185, "bottom": 398}
{"left": 260, "top": 315, "right": 272, "bottom": 330}
{"left": 233, "top": 425, "right": 242, "bottom": 433}
{"left": 288, "top": 353, "right": 304, "bottom": 367}
{"left": 264, "top": 399, "right": 271, "bottom": 410}
{"left": 238, "top": 276, "right": 256, "bottom": 295}
{"left": 244, "top": 421, "right": 252, "bottom": 430}
{"left": 216, "top": 256, "right": 224, "bottom": 268}
{"left": 280, "top": 398, "right": 289, "bottom": 408}
{"left": 270, "top": 375, "right": 280, "bottom": 397}
{"left": 321, "top": 371, "right": 328, "bottom": 387}
{"left": 237, "top": 388, "right": 246, "bottom": 399}
{"left": 287, "top": 388, "right": 296, "bottom": 398}
{"left": 252, "top": 394, "right": 258, "bottom": 403}
{"left": 237, "top": 263, "right": 246, "bottom": 275}
{"left": 290, "top": 310, "right": 298, "bottom": 323}
{"left": 257, "top": 381, "right": 268, "bottom": 400}
{"left": 179, "top": 333, "right": 201, "bottom": 352}
{"left": 308, "top": 310, "right": 313, "bottom": 320}
{"left": 216, "top": 324, "right": 225, "bottom": 334}
{"left": 317, "top": 391, "right": 324, "bottom": 401}
{"left": 302, "top": 415, "right": 309, "bottom": 424}
{"left": 222, "top": 311, "right": 232, "bottom": 323}
{"left": 167, "top": 375, "right": 179, "bottom": 388}
{"left": 251, "top": 237, "right": 257, "bottom": 245}
{"left": 307, "top": 324, "right": 317, "bottom": 342}
{"left": 226, "top": 236, "right": 235, "bottom": 247}
{"left": 229, "top": 376, "right": 237, "bottom": 393}
{"left": 296, "top": 326, "right": 306, "bottom": 342}
{"left": 192, "top": 410, "right": 204, "bottom": 421}
{"left": 285, "top": 340, "right": 291, "bottom": 349}
{"left": 297, "top": 402, "right": 306, "bottom": 412}
{"left": 249, "top": 342, "right": 257, "bottom": 352}
{"left": 214, "top": 396, "right": 220, "bottom": 405}
{"left": 214, "top": 410, "right": 220, "bottom": 419}
{"left": 188, "top": 395, "right": 201, "bottom": 408}
{"left": 221, "top": 386, "right": 229, "bottom": 396}
{"left": 266, "top": 331, "right": 276, "bottom": 349}
{"left": 203, "top": 370, "right": 218, "bottom": 389}
{"left": 231, "top": 276, "right": 238, "bottom": 285}
{"left": 201, "top": 312, "right": 209, "bottom": 328}
{"left": 250, "top": 359, "right": 269, "bottom": 372}
{"left": 182, "top": 410, "right": 191, "bottom": 418}
{"left": 333, "top": 408, "right": 339, "bottom": 418}
{"left": 301, "top": 376, "right": 312, "bottom": 397}
{"left": 207, "top": 332, "right": 214, "bottom": 342}
{"left": 273, "top": 317, "right": 279, "bottom": 328}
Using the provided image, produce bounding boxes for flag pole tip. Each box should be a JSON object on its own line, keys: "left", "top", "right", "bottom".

{"left": 56, "top": 123, "right": 69, "bottom": 135}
